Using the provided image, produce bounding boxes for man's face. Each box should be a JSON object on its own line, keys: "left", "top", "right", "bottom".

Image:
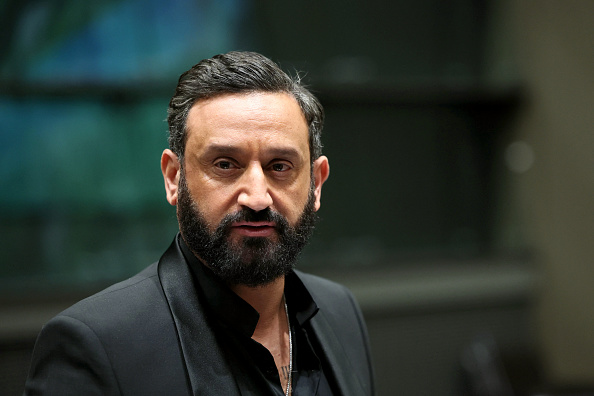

{"left": 161, "top": 92, "right": 329, "bottom": 286}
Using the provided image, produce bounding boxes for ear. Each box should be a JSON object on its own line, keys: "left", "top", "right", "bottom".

{"left": 161, "top": 149, "right": 181, "bottom": 206}
{"left": 312, "top": 155, "right": 330, "bottom": 212}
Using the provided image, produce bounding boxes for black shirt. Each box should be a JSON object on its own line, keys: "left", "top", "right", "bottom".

{"left": 179, "top": 237, "right": 335, "bottom": 395}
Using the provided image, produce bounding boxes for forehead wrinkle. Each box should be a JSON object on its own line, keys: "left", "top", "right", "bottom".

{"left": 189, "top": 92, "right": 306, "bottom": 131}
{"left": 200, "top": 142, "right": 303, "bottom": 162}
{"left": 186, "top": 92, "right": 310, "bottom": 161}
{"left": 201, "top": 143, "right": 242, "bottom": 156}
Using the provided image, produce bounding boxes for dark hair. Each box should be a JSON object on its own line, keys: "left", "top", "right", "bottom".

{"left": 167, "top": 51, "right": 324, "bottom": 162}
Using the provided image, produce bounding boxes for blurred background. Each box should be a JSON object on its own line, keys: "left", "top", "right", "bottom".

{"left": 1, "top": 0, "right": 593, "bottom": 395}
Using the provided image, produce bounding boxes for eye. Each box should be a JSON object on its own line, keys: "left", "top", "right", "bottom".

{"left": 214, "top": 160, "right": 238, "bottom": 170}
{"left": 270, "top": 162, "right": 291, "bottom": 172}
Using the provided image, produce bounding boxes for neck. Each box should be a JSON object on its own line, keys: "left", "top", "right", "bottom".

{"left": 232, "top": 277, "right": 292, "bottom": 394}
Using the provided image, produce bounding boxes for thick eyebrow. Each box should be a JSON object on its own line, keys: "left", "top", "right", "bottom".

{"left": 200, "top": 144, "right": 242, "bottom": 158}
{"left": 265, "top": 147, "right": 302, "bottom": 160}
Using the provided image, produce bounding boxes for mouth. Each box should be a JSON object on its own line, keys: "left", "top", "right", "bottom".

{"left": 231, "top": 221, "right": 276, "bottom": 237}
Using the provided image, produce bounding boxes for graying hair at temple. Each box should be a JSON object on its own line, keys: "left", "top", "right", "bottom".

{"left": 167, "top": 51, "right": 325, "bottom": 163}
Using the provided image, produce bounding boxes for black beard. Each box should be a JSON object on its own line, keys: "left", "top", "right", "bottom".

{"left": 176, "top": 170, "right": 317, "bottom": 287}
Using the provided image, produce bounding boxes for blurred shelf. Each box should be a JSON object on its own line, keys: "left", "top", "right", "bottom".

{"left": 0, "top": 79, "right": 524, "bottom": 108}
{"left": 316, "top": 82, "right": 524, "bottom": 107}
{"left": 0, "top": 80, "right": 174, "bottom": 101}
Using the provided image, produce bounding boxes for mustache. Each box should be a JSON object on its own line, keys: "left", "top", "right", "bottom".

{"left": 219, "top": 207, "right": 290, "bottom": 231}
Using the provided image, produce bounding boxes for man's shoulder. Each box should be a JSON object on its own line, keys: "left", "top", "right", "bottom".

{"left": 57, "top": 262, "right": 165, "bottom": 326}
{"left": 27, "top": 261, "right": 189, "bottom": 395}
{"left": 90, "top": 261, "right": 160, "bottom": 299}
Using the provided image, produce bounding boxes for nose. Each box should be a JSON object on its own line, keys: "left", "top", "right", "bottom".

{"left": 237, "top": 163, "right": 273, "bottom": 212}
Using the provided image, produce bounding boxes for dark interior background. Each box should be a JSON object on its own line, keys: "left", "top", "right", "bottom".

{"left": 2, "top": 1, "right": 594, "bottom": 395}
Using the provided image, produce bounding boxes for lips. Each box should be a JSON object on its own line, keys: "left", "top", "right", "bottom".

{"left": 231, "top": 221, "right": 276, "bottom": 237}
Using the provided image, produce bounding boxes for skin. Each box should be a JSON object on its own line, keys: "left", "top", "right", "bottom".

{"left": 161, "top": 91, "right": 330, "bottom": 392}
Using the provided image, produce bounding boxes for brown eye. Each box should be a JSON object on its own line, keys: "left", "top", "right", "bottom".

{"left": 215, "top": 160, "right": 235, "bottom": 170}
{"left": 271, "top": 163, "right": 290, "bottom": 172}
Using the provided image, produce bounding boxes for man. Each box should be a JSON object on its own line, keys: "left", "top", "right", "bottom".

{"left": 24, "top": 51, "right": 375, "bottom": 396}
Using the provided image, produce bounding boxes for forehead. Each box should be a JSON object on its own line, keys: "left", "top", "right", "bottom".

{"left": 185, "top": 92, "right": 309, "bottom": 157}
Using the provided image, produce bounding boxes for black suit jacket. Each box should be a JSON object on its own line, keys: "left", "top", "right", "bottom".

{"left": 24, "top": 238, "right": 375, "bottom": 396}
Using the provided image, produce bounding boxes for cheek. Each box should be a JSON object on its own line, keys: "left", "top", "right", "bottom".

{"left": 273, "top": 180, "right": 312, "bottom": 224}
{"left": 187, "top": 179, "right": 236, "bottom": 223}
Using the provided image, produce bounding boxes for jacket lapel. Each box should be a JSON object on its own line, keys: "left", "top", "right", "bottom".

{"left": 157, "top": 239, "right": 242, "bottom": 396}
{"left": 309, "top": 310, "right": 368, "bottom": 396}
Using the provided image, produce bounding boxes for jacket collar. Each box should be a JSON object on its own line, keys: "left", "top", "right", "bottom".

{"left": 158, "top": 234, "right": 365, "bottom": 396}
{"left": 157, "top": 236, "right": 242, "bottom": 396}
{"left": 307, "top": 306, "right": 369, "bottom": 396}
